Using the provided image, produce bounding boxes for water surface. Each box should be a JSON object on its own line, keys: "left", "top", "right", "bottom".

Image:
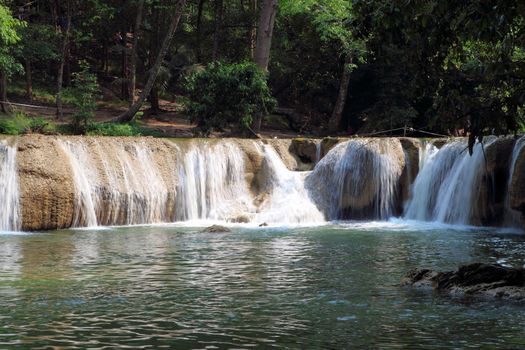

{"left": 1, "top": 221, "right": 525, "bottom": 349}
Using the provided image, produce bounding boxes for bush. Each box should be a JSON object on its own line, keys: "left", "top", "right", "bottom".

{"left": 0, "top": 113, "right": 56, "bottom": 135}
{"left": 86, "top": 122, "right": 142, "bottom": 137}
{"left": 63, "top": 62, "right": 99, "bottom": 134}
{"left": 184, "top": 62, "right": 276, "bottom": 134}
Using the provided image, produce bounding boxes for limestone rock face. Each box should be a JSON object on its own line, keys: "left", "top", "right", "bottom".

{"left": 17, "top": 135, "right": 75, "bottom": 230}
{"left": 290, "top": 139, "right": 320, "bottom": 167}
{"left": 319, "top": 137, "right": 346, "bottom": 159}
{"left": 402, "top": 263, "right": 525, "bottom": 300}
{"left": 398, "top": 138, "right": 421, "bottom": 210}
{"left": 474, "top": 137, "right": 516, "bottom": 225}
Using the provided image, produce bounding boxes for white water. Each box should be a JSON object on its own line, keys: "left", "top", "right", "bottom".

{"left": 0, "top": 141, "right": 20, "bottom": 231}
{"left": 308, "top": 139, "right": 404, "bottom": 220}
{"left": 2, "top": 136, "right": 523, "bottom": 230}
{"left": 175, "top": 141, "right": 254, "bottom": 221}
{"left": 405, "top": 140, "right": 491, "bottom": 224}
{"left": 254, "top": 144, "right": 324, "bottom": 224}
{"left": 504, "top": 136, "right": 525, "bottom": 227}
{"left": 60, "top": 139, "right": 175, "bottom": 227}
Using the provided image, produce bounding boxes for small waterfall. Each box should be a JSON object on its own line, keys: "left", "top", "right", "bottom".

{"left": 405, "top": 140, "right": 491, "bottom": 224}
{"left": 418, "top": 141, "right": 439, "bottom": 171}
{"left": 504, "top": 136, "right": 525, "bottom": 226}
{"left": 315, "top": 141, "right": 322, "bottom": 164}
{"left": 0, "top": 141, "right": 20, "bottom": 231}
{"left": 60, "top": 139, "right": 177, "bottom": 227}
{"left": 175, "top": 141, "right": 253, "bottom": 221}
{"left": 254, "top": 144, "right": 324, "bottom": 224}
{"left": 307, "top": 139, "right": 404, "bottom": 220}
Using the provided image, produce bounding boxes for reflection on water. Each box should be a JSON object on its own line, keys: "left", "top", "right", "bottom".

{"left": 1, "top": 222, "right": 525, "bottom": 349}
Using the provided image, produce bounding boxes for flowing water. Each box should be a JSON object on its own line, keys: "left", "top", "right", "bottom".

{"left": 254, "top": 145, "right": 324, "bottom": 224}
{"left": 0, "top": 140, "right": 20, "bottom": 231}
{"left": 1, "top": 222, "right": 525, "bottom": 349}
{"left": 405, "top": 140, "right": 491, "bottom": 224}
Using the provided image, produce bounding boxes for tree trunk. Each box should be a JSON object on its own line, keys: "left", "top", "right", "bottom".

{"left": 114, "top": 0, "right": 187, "bottom": 123}
{"left": 149, "top": 87, "right": 160, "bottom": 114}
{"left": 249, "top": 0, "right": 257, "bottom": 59}
{"left": 129, "top": 0, "right": 145, "bottom": 106}
{"left": 251, "top": 0, "right": 278, "bottom": 132}
{"left": 196, "top": 0, "right": 206, "bottom": 62}
{"left": 0, "top": 70, "right": 12, "bottom": 114}
{"left": 212, "top": 0, "right": 223, "bottom": 60}
{"left": 25, "top": 59, "right": 33, "bottom": 101}
{"left": 253, "top": 0, "right": 278, "bottom": 71}
{"left": 121, "top": 38, "right": 129, "bottom": 100}
{"left": 329, "top": 55, "right": 353, "bottom": 132}
{"left": 56, "top": 0, "right": 72, "bottom": 120}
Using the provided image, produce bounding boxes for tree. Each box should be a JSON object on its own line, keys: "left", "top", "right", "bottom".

{"left": 114, "top": 0, "right": 188, "bottom": 123}
{"left": 0, "top": 4, "right": 24, "bottom": 113}
{"left": 253, "top": 0, "right": 278, "bottom": 71}
{"left": 251, "top": 0, "right": 278, "bottom": 132}
{"left": 56, "top": 0, "right": 73, "bottom": 119}
{"left": 129, "top": 0, "right": 145, "bottom": 106}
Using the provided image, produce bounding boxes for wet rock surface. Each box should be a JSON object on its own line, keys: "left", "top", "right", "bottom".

{"left": 402, "top": 263, "right": 525, "bottom": 300}
{"left": 200, "top": 225, "right": 232, "bottom": 233}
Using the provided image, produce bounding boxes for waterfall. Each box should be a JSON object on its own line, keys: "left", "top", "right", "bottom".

{"left": 254, "top": 144, "right": 324, "bottom": 224}
{"left": 504, "top": 136, "right": 525, "bottom": 227}
{"left": 0, "top": 141, "right": 20, "bottom": 231}
{"left": 404, "top": 140, "right": 491, "bottom": 225}
{"left": 175, "top": 141, "right": 254, "bottom": 221}
{"left": 315, "top": 141, "right": 322, "bottom": 164}
{"left": 60, "top": 138, "right": 177, "bottom": 227}
{"left": 307, "top": 139, "right": 404, "bottom": 220}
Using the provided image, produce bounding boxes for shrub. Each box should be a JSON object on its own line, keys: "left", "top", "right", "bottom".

{"left": 0, "top": 113, "right": 56, "bottom": 135}
{"left": 86, "top": 122, "right": 142, "bottom": 137}
{"left": 184, "top": 62, "right": 276, "bottom": 134}
{"left": 63, "top": 62, "right": 99, "bottom": 134}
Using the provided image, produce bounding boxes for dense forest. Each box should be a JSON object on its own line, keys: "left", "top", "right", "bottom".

{"left": 0, "top": 0, "right": 524, "bottom": 142}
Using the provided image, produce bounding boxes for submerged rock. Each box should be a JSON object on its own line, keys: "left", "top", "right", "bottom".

{"left": 402, "top": 263, "right": 525, "bottom": 300}
{"left": 200, "top": 225, "right": 232, "bottom": 233}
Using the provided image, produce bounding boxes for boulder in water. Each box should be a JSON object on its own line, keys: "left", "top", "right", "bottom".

{"left": 200, "top": 225, "right": 232, "bottom": 233}
{"left": 402, "top": 263, "right": 525, "bottom": 300}
{"left": 228, "top": 214, "right": 251, "bottom": 223}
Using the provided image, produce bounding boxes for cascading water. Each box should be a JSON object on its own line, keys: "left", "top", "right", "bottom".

{"left": 404, "top": 139, "right": 491, "bottom": 225}
{"left": 307, "top": 139, "right": 405, "bottom": 220}
{"left": 254, "top": 144, "right": 324, "bottom": 224}
{"left": 175, "top": 141, "right": 254, "bottom": 221}
{"left": 0, "top": 140, "right": 20, "bottom": 231}
{"left": 504, "top": 136, "right": 525, "bottom": 227}
{"left": 60, "top": 138, "right": 177, "bottom": 227}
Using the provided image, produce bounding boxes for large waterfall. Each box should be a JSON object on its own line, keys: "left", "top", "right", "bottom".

{"left": 404, "top": 139, "right": 492, "bottom": 225}
{"left": 1, "top": 135, "right": 524, "bottom": 231}
{"left": 0, "top": 140, "right": 20, "bottom": 231}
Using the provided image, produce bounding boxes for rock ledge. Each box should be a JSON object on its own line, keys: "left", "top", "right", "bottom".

{"left": 402, "top": 263, "right": 525, "bottom": 300}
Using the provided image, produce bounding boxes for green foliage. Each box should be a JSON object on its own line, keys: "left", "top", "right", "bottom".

{"left": 184, "top": 62, "right": 276, "bottom": 133}
{"left": 86, "top": 122, "right": 142, "bottom": 137}
{"left": 0, "top": 113, "right": 56, "bottom": 135}
{"left": 0, "top": 4, "right": 25, "bottom": 76}
{"left": 63, "top": 62, "right": 99, "bottom": 134}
